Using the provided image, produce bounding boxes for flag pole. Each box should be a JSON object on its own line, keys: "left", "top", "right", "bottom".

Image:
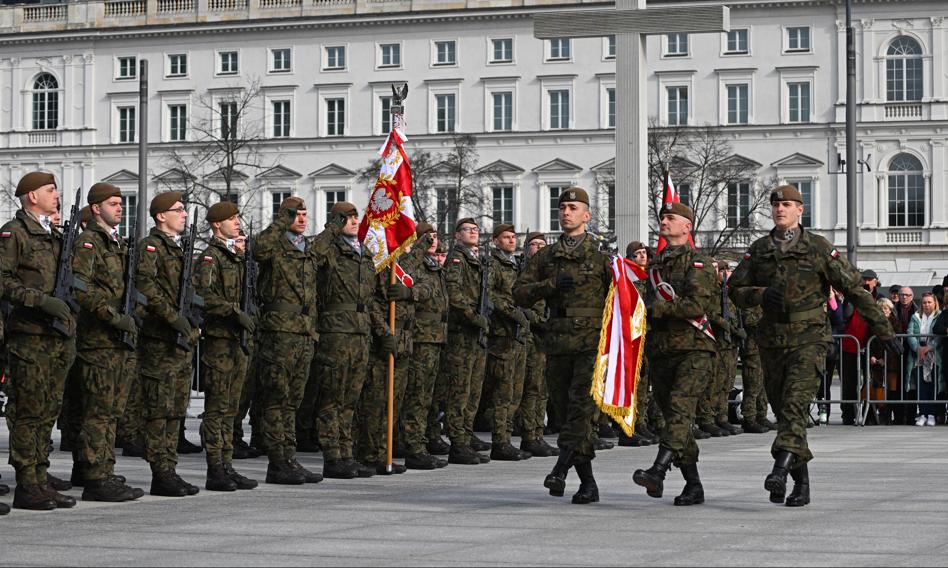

{"left": 386, "top": 265, "right": 396, "bottom": 474}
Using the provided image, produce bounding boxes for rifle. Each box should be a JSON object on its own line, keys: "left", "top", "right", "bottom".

{"left": 50, "top": 187, "right": 85, "bottom": 337}
{"left": 240, "top": 225, "right": 258, "bottom": 356}
{"left": 720, "top": 269, "right": 733, "bottom": 344}
{"left": 118, "top": 238, "right": 146, "bottom": 350}
{"left": 175, "top": 218, "right": 205, "bottom": 351}
{"left": 477, "top": 243, "right": 493, "bottom": 349}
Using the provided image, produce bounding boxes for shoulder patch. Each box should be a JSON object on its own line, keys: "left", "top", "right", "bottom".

{"left": 83, "top": 242, "right": 94, "bottom": 249}
{"left": 743, "top": 252, "right": 751, "bottom": 260}
{"left": 203, "top": 255, "right": 214, "bottom": 263}
{"left": 146, "top": 245, "right": 157, "bottom": 253}
{"left": 0, "top": 231, "right": 11, "bottom": 238}
{"left": 452, "top": 258, "right": 461, "bottom": 264}
{"left": 830, "top": 249, "right": 839, "bottom": 259}
{"left": 693, "top": 261, "right": 705, "bottom": 269}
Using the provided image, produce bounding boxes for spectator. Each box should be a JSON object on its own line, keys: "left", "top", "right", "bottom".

{"left": 817, "top": 288, "right": 845, "bottom": 425}
{"left": 895, "top": 286, "right": 917, "bottom": 333}
{"left": 931, "top": 285, "right": 945, "bottom": 309}
{"left": 930, "top": 298, "right": 948, "bottom": 424}
{"left": 889, "top": 285, "right": 901, "bottom": 305}
{"left": 862, "top": 270, "right": 881, "bottom": 300}
{"left": 869, "top": 298, "right": 901, "bottom": 425}
{"left": 906, "top": 293, "right": 942, "bottom": 427}
{"left": 840, "top": 275, "right": 880, "bottom": 425}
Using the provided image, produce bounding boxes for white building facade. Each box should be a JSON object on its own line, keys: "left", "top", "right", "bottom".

{"left": 0, "top": 0, "right": 945, "bottom": 285}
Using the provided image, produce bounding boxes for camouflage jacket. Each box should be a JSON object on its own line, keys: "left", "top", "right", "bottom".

{"left": 729, "top": 227, "right": 894, "bottom": 348}
{"left": 514, "top": 233, "right": 611, "bottom": 355}
{"left": 643, "top": 244, "right": 718, "bottom": 354}
{"left": 488, "top": 248, "right": 524, "bottom": 340}
{"left": 0, "top": 209, "right": 76, "bottom": 336}
{"left": 72, "top": 220, "right": 127, "bottom": 350}
{"left": 193, "top": 237, "right": 244, "bottom": 340}
{"left": 253, "top": 215, "right": 318, "bottom": 338}
{"left": 137, "top": 227, "right": 195, "bottom": 346}
{"left": 709, "top": 279, "right": 741, "bottom": 349}
{"left": 444, "top": 243, "right": 484, "bottom": 336}
{"left": 411, "top": 250, "right": 449, "bottom": 344}
{"left": 309, "top": 227, "right": 375, "bottom": 335}
{"left": 370, "top": 256, "right": 417, "bottom": 353}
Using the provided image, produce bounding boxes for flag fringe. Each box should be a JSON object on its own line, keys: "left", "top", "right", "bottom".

{"left": 373, "top": 233, "right": 417, "bottom": 274}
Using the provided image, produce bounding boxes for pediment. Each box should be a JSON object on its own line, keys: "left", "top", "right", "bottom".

{"left": 532, "top": 158, "right": 582, "bottom": 173}
{"left": 206, "top": 167, "right": 249, "bottom": 181}
{"left": 102, "top": 169, "right": 138, "bottom": 183}
{"left": 478, "top": 159, "right": 525, "bottom": 174}
{"left": 771, "top": 152, "right": 824, "bottom": 168}
{"left": 308, "top": 163, "right": 356, "bottom": 178}
{"left": 724, "top": 154, "right": 763, "bottom": 169}
{"left": 591, "top": 158, "right": 615, "bottom": 172}
{"left": 152, "top": 168, "right": 195, "bottom": 182}
{"left": 258, "top": 165, "right": 302, "bottom": 179}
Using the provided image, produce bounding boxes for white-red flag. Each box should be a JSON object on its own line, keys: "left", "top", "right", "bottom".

{"left": 655, "top": 172, "right": 695, "bottom": 253}
{"left": 591, "top": 256, "right": 648, "bottom": 437}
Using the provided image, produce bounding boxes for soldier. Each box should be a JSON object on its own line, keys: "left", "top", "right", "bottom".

{"left": 193, "top": 201, "right": 258, "bottom": 492}
{"left": 70, "top": 182, "right": 144, "bottom": 502}
{"left": 517, "top": 231, "right": 558, "bottom": 458}
{"left": 252, "top": 197, "right": 322, "bottom": 485}
{"left": 442, "top": 218, "right": 491, "bottom": 465}
{"left": 632, "top": 202, "right": 717, "bottom": 507}
{"left": 738, "top": 305, "right": 771, "bottom": 433}
{"left": 729, "top": 185, "right": 899, "bottom": 507}
{"left": 0, "top": 172, "right": 77, "bottom": 510}
{"left": 514, "top": 187, "right": 611, "bottom": 504}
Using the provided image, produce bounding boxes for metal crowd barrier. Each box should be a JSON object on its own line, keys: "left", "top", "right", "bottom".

{"left": 813, "top": 334, "right": 864, "bottom": 424}
{"left": 863, "top": 334, "right": 946, "bottom": 425}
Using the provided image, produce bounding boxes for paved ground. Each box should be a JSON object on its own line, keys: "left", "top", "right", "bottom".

{"left": 1, "top": 416, "right": 946, "bottom": 567}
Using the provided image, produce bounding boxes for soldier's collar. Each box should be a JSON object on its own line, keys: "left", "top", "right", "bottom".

{"left": 18, "top": 209, "right": 52, "bottom": 235}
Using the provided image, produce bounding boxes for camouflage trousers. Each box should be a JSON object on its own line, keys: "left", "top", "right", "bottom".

{"left": 518, "top": 335, "right": 548, "bottom": 442}
{"left": 760, "top": 343, "right": 827, "bottom": 464}
{"left": 650, "top": 350, "right": 713, "bottom": 465}
{"left": 234, "top": 347, "right": 263, "bottom": 447}
{"left": 58, "top": 362, "right": 83, "bottom": 453}
{"left": 634, "top": 356, "right": 651, "bottom": 430}
{"left": 200, "top": 337, "right": 248, "bottom": 467}
{"left": 426, "top": 349, "right": 450, "bottom": 443}
{"left": 139, "top": 338, "right": 192, "bottom": 473}
{"left": 74, "top": 349, "right": 129, "bottom": 480}
{"left": 5, "top": 334, "right": 76, "bottom": 485}
{"left": 117, "top": 351, "right": 142, "bottom": 445}
{"left": 358, "top": 350, "right": 409, "bottom": 464}
{"left": 442, "top": 331, "right": 487, "bottom": 445}
{"left": 740, "top": 332, "right": 769, "bottom": 422}
{"left": 256, "top": 331, "right": 315, "bottom": 463}
{"left": 547, "top": 351, "right": 598, "bottom": 462}
{"left": 696, "top": 347, "right": 737, "bottom": 424}
{"left": 315, "top": 332, "right": 370, "bottom": 462}
{"left": 296, "top": 347, "right": 322, "bottom": 448}
{"left": 487, "top": 337, "right": 527, "bottom": 444}
{"left": 402, "top": 342, "right": 442, "bottom": 455}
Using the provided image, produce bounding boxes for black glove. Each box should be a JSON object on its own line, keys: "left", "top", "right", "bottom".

{"left": 328, "top": 210, "right": 348, "bottom": 231}
{"left": 512, "top": 309, "right": 530, "bottom": 329}
{"left": 235, "top": 310, "right": 256, "bottom": 334}
{"left": 170, "top": 315, "right": 192, "bottom": 337}
{"left": 733, "top": 326, "right": 747, "bottom": 340}
{"left": 387, "top": 282, "right": 413, "bottom": 302}
{"left": 379, "top": 332, "right": 396, "bottom": 357}
{"left": 555, "top": 274, "right": 576, "bottom": 293}
{"left": 39, "top": 296, "right": 70, "bottom": 321}
{"left": 762, "top": 286, "right": 785, "bottom": 312}
{"left": 417, "top": 232, "right": 433, "bottom": 251}
{"left": 283, "top": 207, "right": 298, "bottom": 220}
{"left": 108, "top": 313, "right": 137, "bottom": 334}
{"left": 472, "top": 314, "right": 489, "bottom": 331}
{"left": 524, "top": 309, "right": 539, "bottom": 325}
{"left": 883, "top": 337, "right": 904, "bottom": 357}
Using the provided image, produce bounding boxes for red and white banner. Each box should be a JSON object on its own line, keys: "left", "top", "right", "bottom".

{"left": 591, "top": 256, "right": 648, "bottom": 437}
{"left": 655, "top": 172, "right": 695, "bottom": 253}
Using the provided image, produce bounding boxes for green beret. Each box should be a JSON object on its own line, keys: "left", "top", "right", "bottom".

{"left": 206, "top": 201, "right": 239, "bottom": 223}
{"left": 149, "top": 191, "right": 182, "bottom": 218}
{"left": 626, "top": 241, "right": 647, "bottom": 257}
{"left": 558, "top": 186, "right": 589, "bottom": 206}
{"left": 770, "top": 184, "right": 804, "bottom": 204}
{"left": 329, "top": 201, "right": 357, "bottom": 217}
{"left": 16, "top": 171, "right": 56, "bottom": 196}
{"left": 415, "top": 222, "right": 435, "bottom": 237}
{"left": 455, "top": 218, "right": 477, "bottom": 232}
{"left": 525, "top": 231, "right": 546, "bottom": 245}
{"left": 80, "top": 206, "right": 93, "bottom": 225}
{"left": 279, "top": 196, "right": 306, "bottom": 212}
{"left": 492, "top": 223, "right": 515, "bottom": 239}
{"left": 660, "top": 201, "right": 694, "bottom": 224}
{"left": 87, "top": 182, "right": 122, "bottom": 205}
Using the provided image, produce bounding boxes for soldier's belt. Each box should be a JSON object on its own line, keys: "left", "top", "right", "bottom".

{"left": 416, "top": 311, "right": 448, "bottom": 323}
{"left": 263, "top": 301, "right": 311, "bottom": 316}
{"left": 768, "top": 306, "right": 826, "bottom": 323}
{"left": 322, "top": 303, "right": 366, "bottom": 313}
{"left": 550, "top": 307, "right": 602, "bottom": 318}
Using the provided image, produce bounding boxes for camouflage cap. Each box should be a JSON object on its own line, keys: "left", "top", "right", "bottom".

{"left": 525, "top": 231, "right": 546, "bottom": 245}
{"left": 492, "top": 223, "right": 515, "bottom": 239}
{"left": 626, "top": 241, "right": 647, "bottom": 257}
{"left": 329, "top": 201, "right": 358, "bottom": 217}
{"left": 206, "top": 201, "right": 239, "bottom": 223}
{"left": 415, "top": 222, "right": 436, "bottom": 236}
{"left": 279, "top": 196, "right": 306, "bottom": 212}
{"left": 770, "top": 184, "right": 804, "bottom": 204}
{"left": 87, "top": 182, "right": 121, "bottom": 205}
{"left": 660, "top": 201, "right": 694, "bottom": 224}
{"left": 16, "top": 171, "right": 56, "bottom": 196}
{"left": 79, "top": 206, "right": 93, "bottom": 225}
{"left": 455, "top": 217, "right": 477, "bottom": 232}
{"left": 149, "top": 191, "right": 183, "bottom": 218}
{"left": 558, "top": 186, "right": 589, "bottom": 206}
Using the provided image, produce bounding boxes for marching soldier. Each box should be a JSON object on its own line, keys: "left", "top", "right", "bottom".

{"left": 632, "top": 202, "right": 717, "bottom": 507}
{"left": 514, "top": 187, "right": 611, "bottom": 504}
{"left": 729, "top": 185, "right": 899, "bottom": 507}
{"left": 738, "top": 305, "right": 771, "bottom": 433}
{"left": 0, "top": 172, "right": 77, "bottom": 510}
{"left": 193, "top": 201, "right": 258, "bottom": 492}
{"left": 253, "top": 197, "right": 322, "bottom": 485}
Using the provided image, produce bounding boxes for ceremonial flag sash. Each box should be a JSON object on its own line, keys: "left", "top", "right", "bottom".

{"left": 648, "top": 267, "right": 716, "bottom": 342}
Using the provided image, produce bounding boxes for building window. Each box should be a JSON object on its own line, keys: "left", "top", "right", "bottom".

{"left": 435, "top": 40, "right": 456, "bottom": 66}
{"left": 325, "top": 46, "right": 346, "bottom": 70}
{"left": 326, "top": 98, "right": 345, "bottom": 136}
{"left": 491, "top": 38, "right": 513, "bottom": 63}
{"left": 270, "top": 48, "right": 291, "bottom": 73}
{"left": 886, "top": 37, "right": 923, "bottom": 102}
{"left": 169, "top": 104, "right": 187, "bottom": 142}
{"left": 219, "top": 102, "right": 238, "bottom": 140}
{"left": 117, "top": 56, "right": 137, "bottom": 80}
{"left": 667, "top": 86, "right": 688, "bottom": 126}
{"left": 788, "top": 82, "right": 810, "bottom": 123}
{"left": 272, "top": 100, "right": 290, "bottom": 138}
{"left": 788, "top": 179, "right": 813, "bottom": 227}
{"left": 380, "top": 43, "right": 401, "bottom": 67}
{"left": 380, "top": 96, "right": 393, "bottom": 134}
{"left": 678, "top": 183, "right": 691, "bottom": 207}
{"left": 726, "top": 29, "right": 748, "bottom": 54}
{"left": 31, "top": 73, "right": 59, "bottom": 131}
{"left": 221, "top": 192, "right": 238, "bottom": 204}
{"left": 548, "top": 38, "right": 571, "bottom": 61}
{"left": 607, "top": 88, "right": 616, "bottom": 128}
{"left": 887, "top": 153, "right": 925, "bottom": 227}
{"left": 325, "top": 190, "right": 346, "bottom": 221}
{"left": 271, "top": 191, "right": 292, "bottom": 217}
{"left": 727, "top": 182, "right": 751, "bottom": 228}
{"left": 436, "top": 187, "right": 457, "bottom": 236}
{"left": 436, "top": 94, "right": 456, "bottom": 133}
{"left": 666, "top": 33, "right": 689, "bottom": 56}
{"left": 492, "top": 92, "right": 513, "bottom": 132}
{"left": 219, "top": 51, "right": 238, "bottom": 75}
{"left": 118, "top": 106, "right": 136, "bottom": 143}
{"left": 606, "top": 35, "right": 616, "bottom": 59}
{"left": 549, "top": 90, "right": 570, "bottom": 130}
{"left": 120, "top": 194, "right": 137, "bottom": 239}
{"left": 786, "top": 26, "right": 810, "bottom": 52}
{"left": 492, "top": 186, "right": 514, "bottom": 225}
{"left": 726, "top": 84, "right": 749, "bottom": 125}
{"left": 167, "top": 54, "right": 187, "bottom": 77}
{"left": 549, "top": 186, "right": 564, "bottom": 231}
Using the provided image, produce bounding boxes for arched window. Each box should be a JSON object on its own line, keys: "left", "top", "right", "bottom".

{"left": 31, "top": 73, "right": 59, "bottom": 130}
{"left": 886, "top": 37, "right": 923, "bottom": 102}
{"left": 887, "top": 153, "right": 924, "bottom": 227}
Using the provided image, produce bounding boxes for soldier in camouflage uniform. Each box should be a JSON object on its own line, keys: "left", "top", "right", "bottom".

{"left": 0, "top": 172, "right": 78, "bottom": 511}
{"left": 193, "top": 201, "right": 258, "bottom": 492}
{"left": 253, "top": 197, "right": 321, "bottom": 485}
{"left": 632, "top": 202, "right": 717, "bottom": 507}
{"left": 696, "top": 265, "right": 744, "bottom": 437}
{"left": 739, "top": 305, "right": 771, "bottom": 433}
{"left": 117, "top": 352, "right": 144, "bottom": 456}
{"left": 518, "top": 232, "right": 558, "bottom": 458}
{"left": 514, "top": 188, "right": 611, "bottom": 505}
{"left": 729, "top": 184, "right": 899, "bottom": 507}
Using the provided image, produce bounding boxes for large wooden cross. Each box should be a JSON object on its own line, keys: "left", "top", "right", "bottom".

{"left": 535, "top": 1, "right": 729, "bottom": 245}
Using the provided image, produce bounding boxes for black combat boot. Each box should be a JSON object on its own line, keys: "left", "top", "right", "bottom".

{"left": 540, "top": 438, "right": 561, "bottom": 456}
{"left": 265, "top": 461, "right": 305, "bottom": 485}
{"left": 592, "top": 437, "right": 614, "bottom": 450}
{"left": 177, "top": 429, "right": 203, "bottom": 454}
{"left": 448, "top": 443, "right": 480, "bottom": 465}
{"left": 520, "top": 438, "right": 556, "bottom": 457}
{"left": 633, "top": 447, "right": 675, "bottom": 498}
{"left": 206, "top": 465, "right": 238, "bottom": 492}
{"left": 618, "top": 425, "right": 652, "bottom": 447}
{"left": 46, "top": 473, "right": 72, "bottom": 491}
{"left": 288, "top": 459, "right": 323, "bottom": 483}
{"left": 150, "top": 470, "right": 188, "bottom": 497}
{"left": 344, "top": 459, "right": 377, "bottom": 478}
{"left": 490, "top": 442, "right": 531, "bottom": 461}
{"left": 0, "top": 502, "right": 8, "bottom": 515}
{"left": 427, "top": 437, "right": 450, "bottom": 456}
{"left": 122, "top": 439, "right": 145, "bottom": 458}
{"left": 12, "top": 484, "right": 56, "bottom": 511}
{"left": 469, "top": 435, "right": 492, "bottom": 452}
{"left": 543, "top": 449, "right": 575, "bottom": 497}
{"left": 172, "top": 473, "right": 201, "bottom": 495}
{"left": 223, "top": 463, "right": 258, "bottom": 489}
{"left": 692, "top": 425, "right": 711, "bottom": 440}
{"left": 741, "top": 419, "right": 769, "bottom": 434}
{"left": 642, "top": 425, "right": 662, "bottom": 445}
{"left": 597, "top": 423, "right": 618, "bottom": 439}
{"left": 785, "top": 463, "right": 810, "bottom": 507}
{"left": 82, "top": 477, "right": 135, "bottom": 502}
{"left": 405, "top": 453, "right": 440, "bottom": 470}
{"left": 115, "top": 477, "right": 145, "bottom": 500}
{"left": 233, "top": 437, "right": 262, "bottom": 459}
{"left": 716, "top": 420, "right": 743, "bottom": 435}
{"left": 324, "top": 459, "right": 357, "bottom": 479}
{"left": 70, "top": 464, "right": 86, "bottom": 487}
{"left": 571, "top": 461, "right": 599, "bottom": 504}
{"left": 765, "top": 451, "right": 795, "bottom": 503}
{"left": 698, "top": 422, "right": 728, "bottom": 437}
{"left": 42, "top": 484, "right": 77, "bottom": 508}
{"left": 673, "top": 463, "right": 705, "bottom": 506}
{"left": 367, "top": 461, "right": 407, "bottom": 475}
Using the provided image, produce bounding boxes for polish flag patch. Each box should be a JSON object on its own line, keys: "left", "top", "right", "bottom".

{"left": 693, "top": 261, "right": 705, "bottom": 269}
{"left": 146, "top": 245, "right": 156, "bottom": 253}
{"left": 452, "top": 258, "right": 460, "bottom": 264}
{"left": 83, "top": 242, "right": 94, "bottom": 249}
{"left": 830, "top": 249, "right": 839, "bottom": 259}
{"left": 743, "top": 252, "right": 751, "bottom": 260}
{"left": 203, "top": 256, "right": 214, "bottom": 263}
{"left": 0, "top": 231, "right": 11, "bottom": 238}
